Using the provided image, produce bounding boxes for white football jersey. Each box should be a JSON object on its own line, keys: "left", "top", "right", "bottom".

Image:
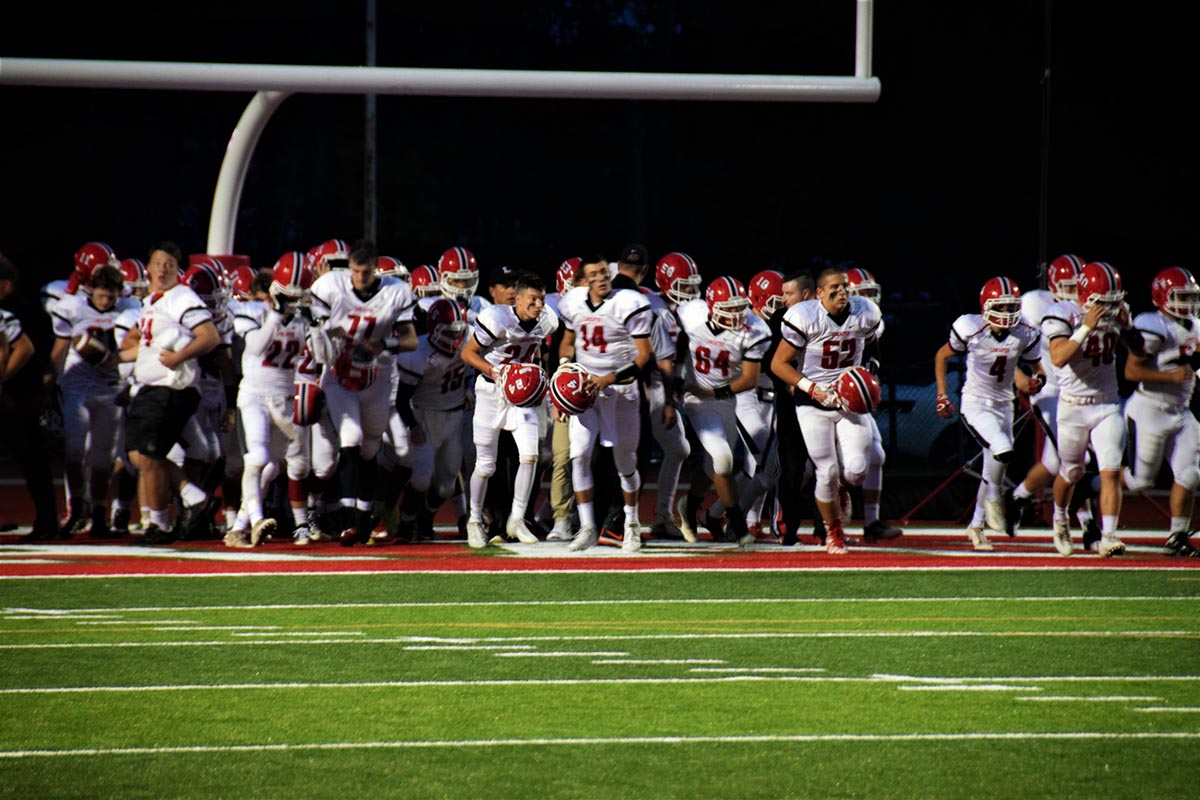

{"left": 676, "top": 299, "right": 771, "bottom": 393}
{"left": 238, "top": 304, "right": 311, "bottom": 396}
{"left": 1134, "top": 309, "right": 1200, "bottom": 407}
{"left": 0, "top": 308, "right": 23, "bottom": 343}
{"left": 471, "top": 302, "right": 559, "bottom": 371}
{"left": 650, "top": 306, "right": 683, "bottom": 363}
{"left": 310, "top": 271, "right": 415, "bottom": 388}
{"left": 395, "top": 335, "right": 469, "bottom": 412}
{"left": 51, "top": 294, "right": 140, "bottom": 387}
{"left": 40, "top": 280, "right": 69, "bottom": 315}
{"left": 557, "top": 286, "right": 653, "bottom": 374}
{"left": 1041, "top": 300, "right": 1120, "bottom": 401}
{"left": 113, "top": 305, "right": 140, "bottom": 384}
{"left": 133, "top": 284, "right": 213, "bottom": 389}
{"left": 780, "top": 296, "right": 882, "bottom": 386}
{"left": 948, "top": 314, "right": 1041, "bottom": 403}
{"left": 1020, "top": 288, "right": 1060, "bottom": 395}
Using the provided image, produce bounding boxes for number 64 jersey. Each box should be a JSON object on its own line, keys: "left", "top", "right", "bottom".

{"left": 780, "top": 296, "right": 882, "bottom": 387}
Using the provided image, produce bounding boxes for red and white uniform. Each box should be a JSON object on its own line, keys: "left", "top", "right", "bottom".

{"left": 1124, "top": 309, "right": 1200, "bottom": 493}
{"left": 309, "top": 270, "right": 414, "bottom": 458}
{"left": 780, "top": 296, "right": 882, "bottom": 503}
{"left": 556, "top": 286, "right": 652, "bottom": 483}
{"left": 1020, "top": 288, "right": 1062, "bottom": 473}
{"left": 469, "top": 302, "right": 559, "bottom": 466}
{"left": 948, "top": 312, "right": 1040, "bottom": 460}
{"left": 395, "top": 335, "right": 469, "bottom": 499}
{"left": 51, "top": 293, "right": 140, "bottom": 468}
{"left": 677, "top": 298, "right": 771, "bottom": 477}
{"left": 1041, "top": 300, "right": 1124, "bottom": 476}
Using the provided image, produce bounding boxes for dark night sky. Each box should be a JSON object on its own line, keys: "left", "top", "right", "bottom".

{"left": 2, "top": 1, "right": 1195, "bottom": 332}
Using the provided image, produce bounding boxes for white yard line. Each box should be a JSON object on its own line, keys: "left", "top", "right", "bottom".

{"left": 1016, "top": 696, "right": 1160, "bottom": 702}
{"left": 6, "top": 595, "right": 1197, "bottom": 615}
{"left": 590, "top": 659, "right": 725, "bottom": 664}
{"left": 3, "top": 731, "right": 1200, "bottom": 759}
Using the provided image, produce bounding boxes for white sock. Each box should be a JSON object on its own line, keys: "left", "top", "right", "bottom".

{"left": 1014, "top": 483, "right": 1033, "bottom": 500}
{"left": 1170, "top": 516, "right": 1189, "bottom": 534}
{"left": 578, "top": 501, "right": 595, "bottom": 529}
{"left": 179, "top": 482, "right": 206, "bottom": 508}
{"left": 1101, "top": 515, "right": 1118, "bottom": 537}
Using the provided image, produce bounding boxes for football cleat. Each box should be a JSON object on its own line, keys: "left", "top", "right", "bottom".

{"left": 292, "top": 527, "right": 312, "bottom": 547}
{"left": 547, "top": 518, "right": 574, "bottom": 542}
{"left": 825, "top": 522, "right": 848, "bottom": 555}
{"left": 983, "top": 497, "right": 1006, "bottom": 533}
{"left": 675, "top": 495, "right": 700, "bottom": 544}
{"left": 863, "top": 520, "right": 902, "bottom": 542}
{"left": 1098, "top": 534, "right": 1126, "bottom": 558}
{"left": 567, "top": 524, "right": 599, "bottom": 552}
{"left": 250, "top": 518, "right": 276, "bottom": 547}
{"left": 1164, "top": 531, "right": 1200, "bottom": 557}
{"left": 966, "top": 526, "right": 993, "bottom": 552}
{"left": 505, "top": 516, "right": 540, "bottom": 545}
{"left": 1052, "top": 519, "right": 1073, "bottom": 556}
{"left": 621, "top": 520, "right": 643, "bottom": 553}
{"left": 466, "top": 519, "right": 488, "bottom": 549}
{"left": 223, "top": 529, "right": 253, "bottom": 549}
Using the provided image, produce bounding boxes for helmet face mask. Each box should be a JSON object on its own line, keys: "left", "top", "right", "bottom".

{"left": 409, "top": 265, "right": 442, "bottom": 298}
{"left": 979, "top": 276, "right": 1022, "bottom": 330}
{"left": 845, "top": 268, "right": 881, "bottom": 304}
{"left": 1152, "top": 266, "right": 1200, "bottom": 319}
{"left": 270, "top": 251, "right": 314, "bottom": 308}
{"left": 426, "top": 298, "right": 467, "bottom": 353}
{"left": 118, "top": 258, "right": 148, "bottom": 297}
{"left": 1047, "top": 254, "right": 1084, "bottom": 303}
{"left": 438, "top": 247, "right": 478, "bottom": 302}
{"left": 705, "top": 277, "right": 750, "bottom": 331}
{"left": 1077, "top": 262, "right": 1126, "bottom": 326}
{"left": 655, "top": 252, "right": 702, "bottom": 306}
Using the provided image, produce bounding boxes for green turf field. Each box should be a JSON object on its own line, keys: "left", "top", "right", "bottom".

{"left": 1, "top": 570, "right": 1197, "bottom": 798}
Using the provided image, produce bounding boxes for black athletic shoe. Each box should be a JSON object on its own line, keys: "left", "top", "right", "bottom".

{"left": 138, "top": 523, "right": 177, "bottom": 546}
{"left": 176, "top": 496, "right": 218, "bottom": 541}
{"left": 110, "top": 508, "right": 131, "bottom": 537}
{"left": 61, "top": 510, "right": 89, "bottom": 538}
{"left": 1004, "top": 492, "right": 1029, "bottom": 537}
{"left": 1081, "top": 520, "right": 1102, "bottom": 551}
{"left": 88, "top": 507, "right": 114, "bottom": 539}
{"left": 1164, "top": 531, "right": 1200, "bottom": 557}
{"left": 863, "top": 520, "right": 903, "bottom": 542}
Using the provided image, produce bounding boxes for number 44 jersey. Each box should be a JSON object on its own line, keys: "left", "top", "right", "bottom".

{"left": 780, "top": 296, "right": 882, "bottom": 387}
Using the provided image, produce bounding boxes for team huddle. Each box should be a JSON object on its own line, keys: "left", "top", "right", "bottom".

{"left": 26, "top": 240, "right": 1200, "bottom": 557}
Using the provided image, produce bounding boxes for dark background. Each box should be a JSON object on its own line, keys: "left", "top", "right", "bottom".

{"left": 2, "top": 1, "right": 1195, "bottom": 365}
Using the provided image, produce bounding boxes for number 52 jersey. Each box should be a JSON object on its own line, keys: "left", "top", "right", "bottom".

{"left": 780, "top": 296, "right": 882, "bottom": 386}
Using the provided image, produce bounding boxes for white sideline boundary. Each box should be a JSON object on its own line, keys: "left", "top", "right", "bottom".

{"left": 2, "top": 731, "right": 1200, "bottom": 759}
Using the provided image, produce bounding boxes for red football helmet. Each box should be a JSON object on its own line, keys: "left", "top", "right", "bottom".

{"left": 747, "top": 270, "right": 785, "bottom": 317}
{"left": 426, "top": 298, "right": 468, "bottom": 354}
{"left": 979, "top": 276, "right": 1022, "bottom": 330}
{"left": 410, "top": 265, "right": 442, "bottom": 298}
{"left": 308, "top": 239, "right": 351, "bottom": 274}
{"left": 1151, "top": 266, "right": 1200, "bottom": 319}
{"left": 69, "top": 241, "right": 119, "bottom": 294}
{"left": 270, "top": 251, "right": 314, "bottom": 306}
{"left": 183, "top": 259, "right": 227, "bottom": 306}
{"left": 556, "top": 257, "right": 582, "bottom": 295}
{"left": 705, "top": 277, "right": 750, "bottom": 331}
{"left": 655, "top": 252, "right": 702, "bottom": 305}
{"left": 502, "top": 362, "right": 548, "bottom": 408}
{"left": 549, "top": 363, "right": 596, "bottom": 416}
{"left": 845, "top": 267, "right": 881, "bottom": 304}
{"left": 832, "top": 366, "right": 882, "bottom": 414}
{"left": 118, "top": 258, "right": 148, "bottom": 296}
{"left": 438, "top": 246, "right": 479, "bottom": 302}
{"left": 377, "top": 256, "right": 409, "bottom": 280}
{"left": 225, "top": 264, "right": 256, "bottom": 302}
{"left": 1046, "top": 254, "right": 1083, "bottom": 303}
{"left": 292, "top": 381, "right": 326, "bottom": 427}
{"left": 1077, "top": 262, "right": 1126, "bottom": 320}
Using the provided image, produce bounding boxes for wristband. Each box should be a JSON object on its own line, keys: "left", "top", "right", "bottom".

{"left": 383, "top": 337, "right": 401, "bottom": 351}
{"left": 558, "top": 356, "right": 571, "bottom": 366}
{"left": 614, "top": 364, "right": 640, "bottom": 384}
{"left": 796, "top": 377, "right": 815, "bottom": 395}
{"left": 1069, "top": 324, "right": 1092, "bottom": 345}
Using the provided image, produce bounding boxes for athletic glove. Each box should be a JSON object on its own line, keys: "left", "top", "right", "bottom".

{"left": 936, "top": 393, "right": 957, "bottom": 419}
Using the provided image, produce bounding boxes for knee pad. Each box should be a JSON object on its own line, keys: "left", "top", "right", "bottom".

{"left": 1177, "top": 466, "right": 1200, "bottom": 492}
{"left": 813, "top": 463, "right": 838, "bottom": 503}
{"left": 571, "top": 457, "right": 594, "bottom": 493}
{"left": 243, "top": 447, "right": 271, "bottom": 472}
{"left": 841, "top": 456, "right": 868, "bottom": 488}
{"left": 474, "top": 451, "right": 496, "bottom": 479}
{"left": 1059, "top": 461, "right": 1085, "bottom": 485}
{"left": 619, "top": 469, "right": 641, "bottom": 495}
{"left": 1122, "top": 466, "right": 1153, "bottom": 494}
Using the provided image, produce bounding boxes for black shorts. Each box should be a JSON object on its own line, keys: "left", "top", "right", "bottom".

{"left": 125, "top": 386, "right": 201, "bottom": 459}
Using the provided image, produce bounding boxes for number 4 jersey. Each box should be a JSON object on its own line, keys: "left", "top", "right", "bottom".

{"left": 948, "top": 314, "right": 1041, "bottom": 402}
{"left": 780, "top": 296, "right": 882, "bottom": 387}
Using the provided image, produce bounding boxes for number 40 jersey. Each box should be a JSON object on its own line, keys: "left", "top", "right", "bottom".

{"left": 780, "top": 296, "right": 882, "bottom": 387}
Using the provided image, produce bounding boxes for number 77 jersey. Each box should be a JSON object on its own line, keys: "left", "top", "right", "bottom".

{"left": 780, "top": 296, "right": 882, "bottom": 386}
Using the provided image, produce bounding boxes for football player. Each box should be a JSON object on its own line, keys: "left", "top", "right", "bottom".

{"left": 118, "top": 241, "right": 220, "bottom": 544}
{"left": 556, "top": 256, "right": 654, "bottom": 552}
{"left": 307, "top": 239, "right": 417, "bottom": 544}
{"left": 934, "top": 277, "right": 1043, "bottom": 550}
{"left": 224, "top": 252, "right": 315, "bottom": 548}
{"left": 769, "top": 266, "right": 884, "bottom": 554}
{"left": 47, "top": 265, "right": 140, "bottom": 537}
{"left": 1042, "top": 261, "right": 1139, "bottom": 557}
{"left": 460, "top": 272, "right": 558, "bottom": 548}
{"left": 646, "top": 252, "right": 701, "bottom": 540}
{"left": 666, "top": 276, "right": 772, "bottom": 546}
{"left": 1123, "top": 267, "right": 1200, "bottom": 556}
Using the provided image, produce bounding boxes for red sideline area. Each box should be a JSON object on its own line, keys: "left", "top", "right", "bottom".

{"left": 0, "top": 531, "right": 1196, "bottom": 577}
